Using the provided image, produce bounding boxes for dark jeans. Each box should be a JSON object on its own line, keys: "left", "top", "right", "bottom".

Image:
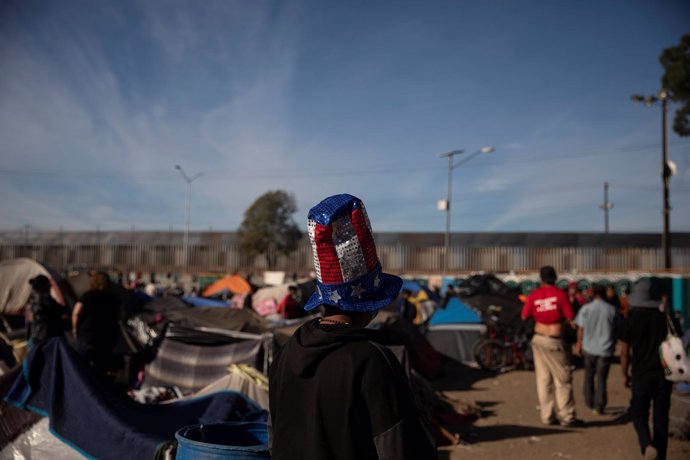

{"left": 630, "top": 377, "right": 673, "bottom": 460}
{"left": 583, "top": 353, "right": 611, "bottom": 411}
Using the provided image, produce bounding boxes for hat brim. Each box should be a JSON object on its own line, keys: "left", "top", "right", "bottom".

{"left": 304, "top": 273, "right": 402, "bottom": 313}
{"left": 627, "top": 296, "right": 661, "bottom": 309}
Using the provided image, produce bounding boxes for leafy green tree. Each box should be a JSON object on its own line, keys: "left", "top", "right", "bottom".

{"left": 660, "top": 34, "right": 690, "bottom": 136}
{"left": 237, "top": 190, "right": 302, "bottom": 269}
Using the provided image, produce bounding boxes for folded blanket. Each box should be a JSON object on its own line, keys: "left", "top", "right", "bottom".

{"left": 5, "top": 337, "right": 267, "bottom": 459}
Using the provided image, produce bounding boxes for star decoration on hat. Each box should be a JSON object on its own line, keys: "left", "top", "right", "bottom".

{"left": 374, "top": 275, "right": 381, "bottom": 288}
{"left": 329, "top": 290, "right": 342, "bottom": 303}
{"left": 351, "top": 284, "right": 365, "bottom": 299}
{"left": 316, "top": 285, "right": 322, "bottom": 299}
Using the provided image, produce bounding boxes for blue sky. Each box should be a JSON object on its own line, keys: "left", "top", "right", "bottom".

{"left": 1, "top": 0, "right": 689, "bottom": 234}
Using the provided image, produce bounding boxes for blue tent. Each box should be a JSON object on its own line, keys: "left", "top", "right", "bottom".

{"left": 425, "top": 297, "right": 485, "bottom": 364}
{"left": 401, "top": 279, "right": 440, "bottom": 302}
{"left": 428, "top": 297, "right": 481, "bottom": 325}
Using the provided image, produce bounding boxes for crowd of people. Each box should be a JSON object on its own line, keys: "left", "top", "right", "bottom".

{"left": 521, "top": 265, "right": 685, "bottom": 460}
{"left": 268, "top": 194, "right": 690, "bottom": 460}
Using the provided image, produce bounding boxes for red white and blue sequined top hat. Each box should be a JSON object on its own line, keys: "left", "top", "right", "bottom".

{"left": 304, "top": 194, "right": 402, "bottom": 312}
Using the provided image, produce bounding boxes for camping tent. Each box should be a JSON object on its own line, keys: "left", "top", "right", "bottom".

{"left": 202, "top": 274, "right": 251, "bottom": 297}
{"left": 400, "top": 279, "right": 440, "bottom": 324}
{"left": 425, "top": 297, "right": 486, "bottom": 364}
{"left": 187, "top": 363, "right": 269, "bottom": 410}
{"left": 0, "top": 258, "right": 67, "bottom": 315}
{"left": 252, "top": 278, "right": 316, "bottom": 317}
{"left": 455, "top": 274, "right": 524, "bottom": 332}
{"left": 159, "top": 306, "right": 271, "bottom": 334}
{"left": 144, "top": 327, "right": 266, "bottom": 392}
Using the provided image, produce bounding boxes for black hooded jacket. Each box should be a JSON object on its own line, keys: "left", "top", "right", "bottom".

{"left": 268, "top": 318, "right": 436, "bottom": 460}
{"left": 29, "top": 292, "right": 63, "bottom": 344}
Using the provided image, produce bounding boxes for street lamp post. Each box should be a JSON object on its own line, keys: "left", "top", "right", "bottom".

{"left": 439, "top": 146, "right": 495, "bottom": 273}
{"left": 175, "top": 165, "right": 203, "bottom": 269}
{"left": 631, "top": 89, "right": 672, "bottom": 269}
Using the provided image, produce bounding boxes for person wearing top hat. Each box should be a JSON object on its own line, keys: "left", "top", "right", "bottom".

{"left": 619, "top": 277, "right": 682, "bottom": 460}
{"left": 27, "top": 275, "right": 64, "bottom": 346}
{"left": 268, "top": 194, "right": 436, "bottom": 460}
{"left": 521, "top": 266, "right": 583, "bottom": 427}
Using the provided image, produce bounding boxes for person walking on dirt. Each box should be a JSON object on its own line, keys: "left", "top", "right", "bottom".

{"left": 574, "top": 284, "right": 617, "bottom": 415}
{"left": 521, "top": 266, "right": 583, "bottom": 427}
{"left": 619, "top": 278, "right": 680, "bottom": 460}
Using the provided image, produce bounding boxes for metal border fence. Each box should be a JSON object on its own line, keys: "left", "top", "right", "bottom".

{"left": 1, "top": 243, "right": 688, "bottom": 274}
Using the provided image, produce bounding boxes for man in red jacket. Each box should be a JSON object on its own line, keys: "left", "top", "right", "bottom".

{"left": 522, "top": 266, "right": 583, "bottom": 427}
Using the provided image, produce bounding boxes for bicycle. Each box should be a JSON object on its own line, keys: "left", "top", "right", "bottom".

{"left": 473, "top": 305, "right": 533, "bottom": 372}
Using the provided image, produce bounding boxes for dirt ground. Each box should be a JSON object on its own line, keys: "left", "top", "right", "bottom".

{"left": 434, "top": 360, "right": 690, "bottom": 460}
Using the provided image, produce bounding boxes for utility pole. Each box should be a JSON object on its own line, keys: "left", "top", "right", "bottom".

{"left": 661, "top": 90, "right": 671, "bottom": 270}
{"left": 441, "top": 150, "right": 460, "bottom": 274}
{"left": 631, "top": 89, "right": 673, "bottom": 269}
{"left": 438, "top": 146, "right": 495, "bottom": 273}
{"left": 599, "top": 182, "right": 614, "bottom": 234}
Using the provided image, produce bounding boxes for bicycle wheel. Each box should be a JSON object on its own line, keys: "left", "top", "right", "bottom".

{"left": 471, "top": 337, "right": 488, "bottom": 359}
{"left": 474, "top": 339, "right": 508, "bottom": 372}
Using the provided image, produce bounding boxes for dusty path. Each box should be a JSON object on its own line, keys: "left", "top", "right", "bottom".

{"left": 435, "top": 360, "right": 690, "bottom": 460}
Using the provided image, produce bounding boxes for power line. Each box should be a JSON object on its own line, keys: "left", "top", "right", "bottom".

{"left": 0, "top": 140, "right": 688, "bottom": 181}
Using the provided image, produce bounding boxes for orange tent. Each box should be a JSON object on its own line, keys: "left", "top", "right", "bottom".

{"left": 202, "top": 275, "right": 251, "bottom": 297}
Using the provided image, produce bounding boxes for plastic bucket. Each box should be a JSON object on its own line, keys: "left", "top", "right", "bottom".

{"left": 175, "top": 422, "right": 270, "bottom": 460}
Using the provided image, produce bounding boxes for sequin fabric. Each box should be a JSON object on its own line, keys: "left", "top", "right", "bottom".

{"left": 307, "top": 220, "right": 321, "bottom": 281}
{"left": 332, "top": 214, "right": 367, "bottom": 282}
{"left": 304, "top": 193, "right": 402, "bottom": 312}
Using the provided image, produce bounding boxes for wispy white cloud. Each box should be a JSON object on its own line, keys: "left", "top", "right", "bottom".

{"left": 1, "top": 1, "right": 689, "bottom": 234}
{"left": 0, "top": 1, "right": 311, "bottom": 230}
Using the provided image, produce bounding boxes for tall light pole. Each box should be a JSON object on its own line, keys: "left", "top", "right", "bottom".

{"left": 175, "top": 165, "right": 203, "bottom": 269}
{"left": 631, "top": 89, "right": 672, "bottom": 269}
{"left": 439, "top": 146, "right": 495, "bottom": 273}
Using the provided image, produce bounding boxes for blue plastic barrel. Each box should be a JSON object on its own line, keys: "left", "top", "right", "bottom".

{"left": 175, "top": 422, "right": 271, "bottom": 460}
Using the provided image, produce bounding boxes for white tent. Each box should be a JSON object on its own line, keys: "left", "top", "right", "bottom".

{"left": 0, "top": 258, "right": 66, "bottom": 315}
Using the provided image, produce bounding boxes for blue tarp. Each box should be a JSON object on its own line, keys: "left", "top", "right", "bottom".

{"left": 401, "top": 279, "right": 422, "bottom": 292}
{"left": 401, "top": 279, "right": 440, "bottom": 302}
{"left": 440, "top": 277, "right": 458, "bottom": 296}
{"left": 4, "top": 337, "right": 267, "bottom": 459}
{"left": 428, "top": 297, "right": 481, "bottom": 325}
{"left": 183, "top": 296, "right": 232, "bottom": 308}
